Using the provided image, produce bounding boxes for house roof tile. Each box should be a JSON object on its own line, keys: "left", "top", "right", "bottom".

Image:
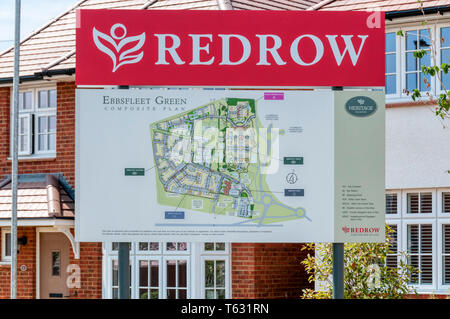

{"left": 0, "top": 174, "right": 74, "bottom": 220}
{"left": 231, "top": 0, "right": 321, "bottom": 10}
{"left": 318, "top": 0, "right": 450, "bottom": 12}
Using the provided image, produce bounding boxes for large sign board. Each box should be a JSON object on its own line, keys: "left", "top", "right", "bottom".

{"left": 75, "top": 10, "right": 385, "bottom": 87}
{"left": 75, "top": 89, "right": 385, "bottom": 243}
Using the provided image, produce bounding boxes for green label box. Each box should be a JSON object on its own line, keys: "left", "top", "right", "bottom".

{"left": 124, "top": 168, "right": 145, "bottom": 176}
{"left": 283, "top": 157, "right": 303, "bottom": 165}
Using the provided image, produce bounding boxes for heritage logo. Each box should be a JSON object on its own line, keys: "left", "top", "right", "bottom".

{"left": 345, "top": 96, "right": 377, "bottom": 117}
{"left": 93, "top": 23, "right": 146, "bottom": 72}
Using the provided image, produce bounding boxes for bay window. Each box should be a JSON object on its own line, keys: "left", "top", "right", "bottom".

{"left": 104, "top": 242, "right": 230, "bottom": 299}
{"left": 386, "top": 189, "right": 450, "bottom": 292}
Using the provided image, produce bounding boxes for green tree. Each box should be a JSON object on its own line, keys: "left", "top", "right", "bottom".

{"left": 300, "top": 226, "right": 417, "bottom": 299}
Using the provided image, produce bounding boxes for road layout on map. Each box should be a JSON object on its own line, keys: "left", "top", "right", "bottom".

{"left": 150, "top": 97, "right": 307, "bottom": 226}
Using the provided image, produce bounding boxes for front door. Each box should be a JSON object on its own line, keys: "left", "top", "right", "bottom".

{"left": 39, "top": 232, "right": 70, "bottom": 299}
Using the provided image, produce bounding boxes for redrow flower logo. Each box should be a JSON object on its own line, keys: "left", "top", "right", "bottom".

{"left": 93, "top": 23, "right": 146, "bottom": 72}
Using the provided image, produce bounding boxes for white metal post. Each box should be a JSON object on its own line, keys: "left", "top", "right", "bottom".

{"left": 11, "top": 0, "right": 21, "bottom": 300}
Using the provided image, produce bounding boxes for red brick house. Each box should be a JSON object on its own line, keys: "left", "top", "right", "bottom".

{"left": 1, "top": 0, "right": 450, "bottom": 299}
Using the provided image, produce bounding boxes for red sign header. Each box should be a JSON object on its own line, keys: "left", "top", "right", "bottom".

{"left": 76, "top": 10, "right": 385, "bottom": 87}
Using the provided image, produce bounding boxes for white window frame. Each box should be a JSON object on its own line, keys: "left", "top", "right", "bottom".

{"left": 437, "top": 220, "right": 450, "bottom": 290}
{"left": 10, "top": 86, "right": 57, "bottom": 159}
{"left": 135, "top": 241, "right": 163, "bottom": 255}
{"left": 402, "top": 26, "right": 436, "bottom": 96}
{"left": 18, "top": 90, "right": 33, "bottom": 111}
{"left": 162, "top": 255, "right": 190, "bottom": 299}
{"left": 385, "top": 221, "right": 401, "bottom": 269}
{"left": 163, "top": 242, "right": 190, "bottom": 254}
{"left": 385, "top": 29, "right": 402, "bottom": 99}
{"left": 107, "top": 242, "right": 135, "bottom": 255}
{"left": 1, "top": 228, "right": 11, "bottom": 263}
{"left": 37, "top": 89, "right": 57, "bottom": 110}
{"left": 201, "top": 242, "right": 230, "bottom": 254}
{"left": 34, "top": 112, "right": 57, "bottom": 156}
{"left": 386, "top": 190, "right": 401, "bottom": 218}
{"left": 437, "top": 188, "right": 450, "bottom": 217}
{"left": 135, "top": 256, "right": 163, "bottom": 299}
{"left": 435, "top": 23, "right": 450, "bottom": 94}
{"left": 402, "top": 220, "right": 436, "bottom": 290}
{"left": 105, "top": 255, "right": 135, "bottom": 299}
{"left": 18, "top": 113, "right": 32, "bottom": 156}
{"left": 402, "top": 189, "right": 436, "bottom": 217}
{"left": 200, "top": 255, "right": 230, "bottom": 299}
{"left": 200, "top": 242, "right": 231, "bottom": 299}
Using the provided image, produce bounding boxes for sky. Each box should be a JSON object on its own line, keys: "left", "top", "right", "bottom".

{"left": 0, "top": 0, "right": 80, "bottom": 53}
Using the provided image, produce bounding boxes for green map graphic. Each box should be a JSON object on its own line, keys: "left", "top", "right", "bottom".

{"left": 150, "top": 98, "right": 306, "bottom": 224}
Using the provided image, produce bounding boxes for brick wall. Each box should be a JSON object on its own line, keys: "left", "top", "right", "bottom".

{"left": 408, "top": 293, "right": 450, "bottom": 299}
{"left": 68, "top": 229, "right": 103, "bottom": 299}
{"left": 231, "top": 243, "right": 313, "bottom": 299}
{"left": 0, "top": 87, "right": 10, "bottom": 170}
{"left": 0, "top": 227, "right": 36, "bottom": 299}
{"left": 0, "top": 82, "right": 76, "bottom": 185}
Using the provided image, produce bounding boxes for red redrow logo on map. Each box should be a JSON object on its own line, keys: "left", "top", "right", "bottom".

{"left": 342, "top": 227, "right": 380, "bottom": 234}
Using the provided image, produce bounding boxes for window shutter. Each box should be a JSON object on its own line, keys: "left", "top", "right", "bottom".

{"left": 420, "top": 193, "right": 432, "bottom": 214}
{"left": 407, "top": 194, "right": 419, "bottom": 214}
{"left": 420, "top": 224, "right": 433, "bottom": 284}
{"left": 408, "top": 224, "right": 419, "bottom": 253}
{"left": 443, "top": 193, "right": 450, "bottom": 214}
{"left": 386, "top": 194, "right": 398, "bottom": 214}
{"left": 407, "top": 192, "right": 432, "bottom": 214}
{"left": 386, "top": 224, "right": 398, "bottom": 268}
{"left": 443, "top": 224, "right": 450, "bottom": 285}
{"left": 407, "top": 224, "right": 433, "bottom": 285}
